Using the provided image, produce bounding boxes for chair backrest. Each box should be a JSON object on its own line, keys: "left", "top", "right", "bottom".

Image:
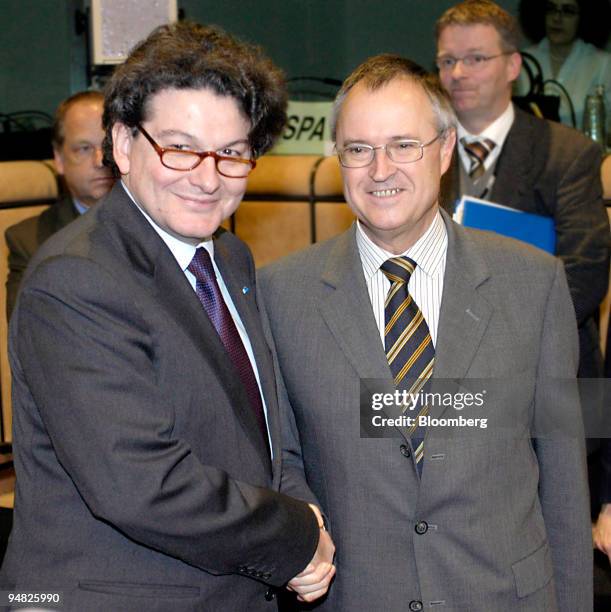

{"left": 0, "top": 160, "right": 59, "bottom": 442}
{"left": 0, "top": 205, "right": 50, "bottom": 441}
{"left": 602, "top": 155, "right": 611, "bottom": 202}
{"left": 0, "top": 161, "right": 58, "bottom": 206}
{"left": 239, "top": 155, "right": 354, "bottom": 267}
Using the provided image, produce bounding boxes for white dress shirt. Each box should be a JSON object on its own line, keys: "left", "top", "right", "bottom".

{"left": 521, "top": 38, "right": 611, "bottom": 131}
{"left": 356, "top": 210, "right": 448, "bottom": 348}
{"left": 120, "top": 181, "right": 272, "bottom": 449}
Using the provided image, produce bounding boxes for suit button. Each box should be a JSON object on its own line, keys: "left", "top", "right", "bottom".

{"left": 409, "top": 601, "right": 423, "bottom": 611}
{"left": 415, "top": 521, "right": 428, "bottom": 535}
{"left": 400, "top": 444, "right": 411, "bottom": 458}
{"left": 265, "top": 588, "right": 276, "bottom": 601}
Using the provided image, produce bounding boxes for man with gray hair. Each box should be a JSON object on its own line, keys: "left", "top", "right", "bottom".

{"left": 260, "top": 52, "right": 591, "bottom": 610}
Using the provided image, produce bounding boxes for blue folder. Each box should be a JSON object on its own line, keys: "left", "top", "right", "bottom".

{"left": 453, "top": 196, "right": 556, "bottom": 254}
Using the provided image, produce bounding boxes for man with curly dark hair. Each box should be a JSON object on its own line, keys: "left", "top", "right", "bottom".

{"left": 0, "top": 21, "right": 334, "bottom": 611}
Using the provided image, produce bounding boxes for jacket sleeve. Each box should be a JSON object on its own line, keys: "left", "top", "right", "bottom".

{"left": 13, "top": 255, "right": 319, "bottom": 586}
{"left": 552, "top": 138, "right": 609, "bottom": 327}
{"left": 534, "top": 258, "right": 593, "bottom": 610}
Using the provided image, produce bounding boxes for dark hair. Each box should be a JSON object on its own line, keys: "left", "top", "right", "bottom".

{"left": 53, "top": 90, "right": 105, "bottom": 148}
{"left": 519, "top": 0, "right": 610, "bottom": 48}
{"left": 435, "top": 0, "right": 521, "bottom": 52}
{"left": 331, "top": 54, "right": 456, "bottom": 140}
{"left": 103, "top": 21, "right": 287, "bottom": 173}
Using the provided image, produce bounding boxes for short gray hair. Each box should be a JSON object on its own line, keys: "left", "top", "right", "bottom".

{"left": 331, "top": 54, "right": 456, "bottom": 142}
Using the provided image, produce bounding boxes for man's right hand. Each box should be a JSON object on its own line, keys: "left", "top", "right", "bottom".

{"left": 286, "top": 506, "right": 336, "bottom": 602}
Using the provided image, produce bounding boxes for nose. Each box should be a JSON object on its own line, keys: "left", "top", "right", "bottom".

{"left": 369, "top": 147, "right": 396, "bottom": 182}
{"left": 450, "top": 59, "right": 466, "bottom": 79}
{"left": 188, "top": 155, "right": 221, "bottom": 193}
{"left": 93, "top": 146, "right": 104, "bottom": 168}
{"left": 549, "top": 8, "right": 562, "bottom": 22}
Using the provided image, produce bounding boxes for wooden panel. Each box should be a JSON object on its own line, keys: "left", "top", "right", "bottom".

{"left": 0, "top": 205, "right": 50, "bottom": 442}
{"left": 313, "top": 155, "right": 343, "bottom": 198}
{"left": 602, "top": 155, "right": 611, "bottom": 202}
{"left": 234, "top": 201, "right": 311, "bottom": 268}
{"left": 246, "top": 155, "right": 320, "bottom": 197}
{"left": 315, "top": 201, "right": 355, "bottom": 243}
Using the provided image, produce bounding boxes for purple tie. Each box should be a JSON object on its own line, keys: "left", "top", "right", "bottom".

{"left": 188, "top": 247, "right": 269, "bottom": 451}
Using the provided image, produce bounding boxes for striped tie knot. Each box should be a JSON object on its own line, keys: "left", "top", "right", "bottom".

{"left": 460, "top": 137, "right": 495, "bottom": 179}
{"left": 380, "top": 256, "right": 416, "bottom": 286}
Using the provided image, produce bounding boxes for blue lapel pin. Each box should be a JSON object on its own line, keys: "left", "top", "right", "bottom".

{"left": 242, "top": 286, "right": 250, "bottom": 295}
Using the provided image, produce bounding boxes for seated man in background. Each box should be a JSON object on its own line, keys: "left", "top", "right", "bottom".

{"left": 5, "top": 90, "right": 114, "bottom": 318}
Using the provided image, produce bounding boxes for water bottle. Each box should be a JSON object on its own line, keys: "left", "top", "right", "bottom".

{"left": 583, "top": 85, "right": 606, "bottom": 146}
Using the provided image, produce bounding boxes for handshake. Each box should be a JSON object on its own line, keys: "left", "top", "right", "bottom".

{"left": 286, "top": 504, "right": 336, "bottom": 603}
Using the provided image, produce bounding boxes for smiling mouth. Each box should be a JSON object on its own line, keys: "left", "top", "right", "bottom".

{"left": 370, "top": 188, "right": 403, "bottom": 198}
{"left": 177, "top": 194, "right": 219, "bottom": 205}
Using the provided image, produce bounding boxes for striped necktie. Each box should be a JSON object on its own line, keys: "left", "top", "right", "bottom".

{"left": 460, "top": 137, "right": 495, "bottom": 180}
{"left": 381, "top": 257, "right": 435, "bottom": 472}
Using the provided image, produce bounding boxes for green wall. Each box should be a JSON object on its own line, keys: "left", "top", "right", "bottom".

{"left": 1, "top": 0, "right": 521, "bottom": 118}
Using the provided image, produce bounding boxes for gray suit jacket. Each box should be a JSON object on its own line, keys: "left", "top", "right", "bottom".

{"left": 5, "top": 195, "right": 79, "bottom": 319}
{"left": 0, "top": 183, "right": 319, "bottom": 611}
{"left": 259, "top": 215, "right": 592, "bottom": 611}
{"left": 441, "top": 107, "right": 610, "bottom": 378}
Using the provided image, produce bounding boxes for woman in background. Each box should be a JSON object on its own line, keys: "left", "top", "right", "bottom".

{"left": 518, "top": 0, "right": 610, "bottom": 131}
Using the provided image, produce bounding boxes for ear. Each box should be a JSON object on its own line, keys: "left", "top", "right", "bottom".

{"left": 53, "top": 146, "right": 65, "bottom": 176}
{"left": 112, "top": 123, "right": 134, "bottom": 175}
{"left": 439, "top": 127, "right": 456, "bottom": 177}
{"left": 506, "top": 51, "right": 522, "bottom": 83}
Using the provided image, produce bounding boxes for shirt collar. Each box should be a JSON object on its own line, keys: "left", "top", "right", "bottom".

{"left": 120, "top": 180, "right": 214, "bottom": 271}
{"left": 457, "top": 101, "right": 514, "bottom": 149}
{"left": 356, "top": 210, "right": 447, "bottom": 282}
{"left": 72, "top": 198, "right": 89, "bottom": 215}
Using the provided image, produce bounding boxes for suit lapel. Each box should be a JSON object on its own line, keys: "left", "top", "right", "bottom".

{"left": 99, "top": 185, "right": 272, "bottom": 473}
{"left": 431, "top": 213, "right": 492, "bottom": 418}
{"left": 214, "top": 236, "right": 274, "bottom": 475}
{"left": 318, "top": 227, "right": 392, "bottom": 383}
{"left": 55, "top": 196, "right": 80, "bottom": 229}
{"left": 490, "top": 109, "right": 533, "bottom": 209}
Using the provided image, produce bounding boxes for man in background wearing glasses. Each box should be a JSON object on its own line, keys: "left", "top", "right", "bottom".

{"left": 436, "top": 0, "right": 610, "bottom": 573}
{"left": 5, "top": 91, "right": 115, "bottom": 319}
{"left": 0, "top": 21, "right": 335, "bottom": 611}
{"left": 260, "top": 50, "right": 591, "bottom": 610}
{"left": 436, "top": 0, "right": 608, "bottom": 385}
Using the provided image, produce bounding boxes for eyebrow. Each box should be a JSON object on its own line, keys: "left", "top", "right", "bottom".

{"left": 340, "top": 135, "right": 421, "bottom": 146}
{"left": 155, "top": 129, "right": 249, "bottom": 149}
{"left": 438, "top": 47, "right": 488, "bottom": 56}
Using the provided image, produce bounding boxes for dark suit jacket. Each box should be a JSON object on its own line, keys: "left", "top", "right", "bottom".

{"left": 5, "top": 195, "right": 79, "bottom": 319}
{"left": 0, "top": 183, "right": 318, "bottom": 611}
{"left": 260, "top": 216, "right": 592, "bottom": 611}
{"left": 441, "top": 107, "right": 610, "bottom": 378}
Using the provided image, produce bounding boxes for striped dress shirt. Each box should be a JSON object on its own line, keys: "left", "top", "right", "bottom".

{"left": 355, "top": 210, "right": 448, "bottom": 348}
